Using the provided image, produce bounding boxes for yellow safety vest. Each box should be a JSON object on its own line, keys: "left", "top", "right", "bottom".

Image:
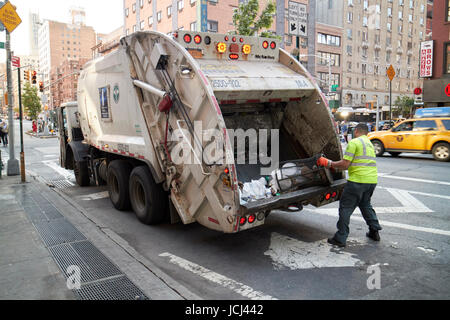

{"left": 343, "top": 135, "right": 378, "bottom": 184}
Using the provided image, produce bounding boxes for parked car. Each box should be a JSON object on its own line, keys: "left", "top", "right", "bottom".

{"left": 368, "top": 117, "right": 450, "bottom": 162}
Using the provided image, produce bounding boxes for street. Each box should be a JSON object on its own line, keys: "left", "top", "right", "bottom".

{"left": 1, "top": 120, "right": 448, "bottom": 300}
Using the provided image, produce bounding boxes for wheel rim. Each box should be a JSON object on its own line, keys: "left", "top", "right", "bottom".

{"left": 435, "top": 146, "right": 449, "bottom": 159}
{"left": 373, "top": 142, "right": 382, "bottom": 155}
{"left": 110, "top": 174, "right": 119, "bottom": 201}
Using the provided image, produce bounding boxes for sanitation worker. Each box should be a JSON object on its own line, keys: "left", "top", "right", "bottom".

{"left": 317, "top": 123, "right": 382, "bottom": 248}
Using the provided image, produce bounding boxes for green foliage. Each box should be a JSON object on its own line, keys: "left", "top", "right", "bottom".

{"left": 22, "top": 82, "right": 41, "bottom": 121}
{"left": 394, "top": 95, "right": 415, "bottom": 117}
{"left": 232, "top": 0, "right": 278, "bottom": 38}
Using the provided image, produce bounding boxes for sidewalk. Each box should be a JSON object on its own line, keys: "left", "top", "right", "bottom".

{"left": 0, "top": 171, "right": 199, "bottom": 300}
{"left": 0, "top": 175, "right": 75, "bottom": 300}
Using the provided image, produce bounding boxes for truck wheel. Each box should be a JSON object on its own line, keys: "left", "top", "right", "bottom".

{"left": 432, "top": 142, "right": 450, "bottom": 162}
{"left": 107, "top": 161, "right": 132, "bottom": 211}
{"left": 371, "top": 140, "right": 385, "bottom": 157}
{"left": 74, "top": 160, "right": 90, "bottom": 187}
{"left": 129, "top": 166, "right": 168, "bottom": 225}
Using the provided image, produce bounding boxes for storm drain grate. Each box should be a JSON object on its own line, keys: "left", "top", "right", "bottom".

{"left": 34, "top": 219, "right": 86, "bottom": 247}
{"left": 74, "top": 276, "right": 149, "bottom": 300}
{"left": 48, "top": 180, "right": 75, "bottom": 189}
{"left": 37, "top": 204, "right": 64, "bottom": 220}
{"left": 49, "top": 241, "right": 122, "bottom": 283}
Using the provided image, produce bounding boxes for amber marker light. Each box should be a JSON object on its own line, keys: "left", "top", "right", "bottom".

{"left": 217, "top": 42, "right": 227, "bottom": 53}
{"left": 242, "top": 44, "right": 251, "bottom": 55}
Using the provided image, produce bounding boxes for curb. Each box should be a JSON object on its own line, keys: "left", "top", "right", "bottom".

{"left": 27, "top": 172, "right": 201, "bottom": 300}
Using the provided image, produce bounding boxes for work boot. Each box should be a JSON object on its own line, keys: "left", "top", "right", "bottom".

{"left": 366, "top": 229, "right": 381, "bottom": 242}
{"left": 328, "top": 237, "right": 346, "bottom": 248}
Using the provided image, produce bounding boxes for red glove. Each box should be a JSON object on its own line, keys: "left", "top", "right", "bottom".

{"left": 317, "top": 157, "right": 332, "bottom": 169}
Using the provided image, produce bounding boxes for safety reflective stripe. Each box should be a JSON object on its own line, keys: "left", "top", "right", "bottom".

{"left": 355, "top": 155, "right": 377, "bottom": 160}
{"left": 358, "top": 138, "right": 367, "bottom": 156}
{"left": 345, "top": 152, "right": 355, "bottom": 157}
{"left": 350, "top": 163, "right": 377, "bottom": 167}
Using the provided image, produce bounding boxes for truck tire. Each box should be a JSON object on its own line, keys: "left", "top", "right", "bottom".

{"left": 107, "top": 160, "right": 132, "bottom": 211}
{"left": 432, "top": 142, "right": 450, "bottom": 162}
{"left": 371, "top": 140, "right": 385, "bottom": 157}
{"left": 129, "top": 166, "right": 168, "bottom": 225}
{"left": 74, "top": 160, "right": 90, "bottom": 187}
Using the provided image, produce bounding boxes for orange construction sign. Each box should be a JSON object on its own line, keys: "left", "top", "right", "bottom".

{"left": 0, "top": 2, "right": 22, "bottom": 33}
{"left": 387, "top": 65, "right": 396, "bottom": 82}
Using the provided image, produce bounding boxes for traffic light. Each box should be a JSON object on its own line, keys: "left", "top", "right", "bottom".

{"left": 24, "top": 70, "right": 30, "bottom": 82}
{"left": 39, "top": 81, "right": 44, "bottom": 92}
{"left": 32, "top": 71, "right": 37, "bottom": 84}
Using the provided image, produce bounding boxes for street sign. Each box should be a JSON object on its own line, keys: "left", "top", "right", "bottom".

{"left": 387, "top": 65, "right": 396, "bottom": 81}
{"left": 12, "top": 55, "right": 20, "bottom": 67}
{"left": 0, "top": 42, "right": 4, "bottom": 49}
{"left": 288, "top": 1, "right": 307, "bottom": 37}
{"left": 0, "top": 1, "right": 22, "bottom": 33}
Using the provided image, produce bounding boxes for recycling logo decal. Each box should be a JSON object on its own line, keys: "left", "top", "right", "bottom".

{"left": 113, "top": 84, "right": 120, "bottom": 104}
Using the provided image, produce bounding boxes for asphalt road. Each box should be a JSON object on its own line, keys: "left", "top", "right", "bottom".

{"left": 3, "top": 120, "right": 450, "bottom": 300}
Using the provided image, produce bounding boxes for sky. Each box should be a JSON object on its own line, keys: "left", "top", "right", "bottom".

{"left": 0, "top": 0, "right": 123, "bottom": 60}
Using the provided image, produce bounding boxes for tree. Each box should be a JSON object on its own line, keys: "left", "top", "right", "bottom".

{"left": 22, "top": 82, "right": 41, "bottom": 121}
{"left": 232, "top": 0, "right": 278, "bottom": 38}
{"left": 394, "top": 95, "right": 415, "bottom": 118}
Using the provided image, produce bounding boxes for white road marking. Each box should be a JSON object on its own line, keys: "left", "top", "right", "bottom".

{"left": 44, "top": 154, "right": 58, "bottom": 158}
{"left": 264, "top": 233, "right": 363, "bottom": 271}
{"left": 312, "top": 187, "right": 433, "bottom": 214}
{"left": 79, "top": 191, "right": 109, "bottom": 201}
{"left": 159, "top": 252, "right": 277, "bottom": 300}
{"left": 378, "top": 187, "right": 450, "bottom": 201}
{"left": 378, "top": 173, "right": 450, "bottom": 186}
{"left": 304, "top": 209, "right": 450, "bottom": 237}
{"left": 417, "top": 246, "right": 437, "bottom": 254}
{"left": 42, "top": 160, "right": 75, "bottom": 180}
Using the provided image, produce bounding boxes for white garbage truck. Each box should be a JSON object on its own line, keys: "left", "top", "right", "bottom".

{"left": 57, "top": 31, "right": 346, "bottom": 233}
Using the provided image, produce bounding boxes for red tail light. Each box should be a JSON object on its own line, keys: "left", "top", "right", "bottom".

{"left": 262, "top": 41, "right": 269, "bottom": 49}
{"left": 184, "top": 34, "right": 192, "bottom": 43}
{"left": 332, "top": 192, "right": 337, "bottom": 198}
{"left": 194, "top": 35, "right": 202, "bottom": 44}
{"left": 240, "top": 217, "right": 247, "bottom": 226}
{"left": 240, "top": 38, "right": 244, "bottom": 43}
{"left": 229, "top": 54, "right": 239, "bottom": 60}
{"left": 248, "top": 214, "right": 256, "bottom": 224}
{"left": 225, "top": 36, "right": 229, "bottom": 41}
{"left": 270, "top": 42, "right": 276, "bottom": 49}
{"left": 325, "top": 193, "right": 331, "bottom": 201}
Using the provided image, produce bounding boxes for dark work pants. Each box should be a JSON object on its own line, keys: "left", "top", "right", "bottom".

{"left": 0, "top": 132, "right": 6, "bottom": 146}
{"left": 334, "top": 181, "right": 382, "bottom": 244}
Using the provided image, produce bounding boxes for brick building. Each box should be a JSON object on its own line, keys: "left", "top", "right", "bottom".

{"left": 423, "top": 0, "right": 450, "bottom": 106}
{"left": 38, "top": 8, "right": 96, "bottom": 108}
{"left": 49, "top": 58, "right": 89, "bottom": 108}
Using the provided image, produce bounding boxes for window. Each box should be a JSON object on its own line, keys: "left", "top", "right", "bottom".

{"left": 190, "top": 0, "right": 196, "bottom": 4}
{"left": 420, "top": 4, "right": 425, "bottom": 13}
{"left": 363, "top": 0, "right": 368, "bottom": 10}
{"left": 318, "top": 72, "right": 340, "bottom": 86}
{"left": 348, "top": 0, "right": 353, "bottom": 5}
{"left": 362, "top": 64, "right": 367, "bottom": 74}
{"left": 395, "top": 121, "right": 415, "bottom": 132}
{"left": 190, "top": 21, "right": 197, "bottom": 31}
{"left": 140, "top": 20, "right": 145, "bottom": 30}
{"left": 363, "top": 16, "right": 368, "bottom": 26}
{"left": 408, "top": 14, "right": 413, "bottom": 22}
{"left": 132, "top": 3, "right": 136, "bottom": 12}
{"left": 347, "top": 29, "right": 352, "bottom": 39}
{"left": 445, "top": 43, "right": 450, "bottom": 74}
{"left": 373, "top": 79, "right": 378, "bottom": 89}
{"left": 317, "top": 33, "right": 341, "bottom": 47}
{"left": 178, "top": 0, "right": 184, "bottom": 10}
{"left": 347, "top": 12, "right": 353, "bottom": 23}
{"left": 409, "top": 0, "right": 414, "bottom": 9}
{"left": 386, "top": 51, "right": 391, "bottom": 63}
{"left": 140, "top": 0, "right": 144, "bottom": 8}
{"left": 442, "top": 120, "right": 450, "bottom": 130}
{"left": 399, "top": 11, "right": 403, "bottom": 20}
{"left": 207, "top": 20, "right": 218, "bottom": 33}
{"left": 148, "top": 16, "right": 153, "bottom": 26}
{"left": 387, "top": 7, "right": 392, "bottom": 17}
{"left": 318, "top": 52, "right": 340, "bottom": 67}
{"left": 125, "top": 8, "right": 129, "bottom": 17}
{"left": 414, "top": 120, "right": 438, "bottom": 131}
{"left": 387, "top": 22, "right": 391, "bottom": 31}
{"left": 133, "top": 25, "right": 137, "bottom": 33}
{"left": 157, "top": 11, "right": 162, "bottom": 22}
{"left": 167, "top": 6, "right": 172, "bottom": 17}
{"left": 347, "top": 45, "right": 352, "bottom": 55}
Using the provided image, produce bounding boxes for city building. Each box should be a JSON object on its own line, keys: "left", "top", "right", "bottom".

{"left": 38, "top": 8, "right": 96, "bottom": 108}
{"left": 340, "top": 0, "right": 427, "bottom": 115}
{"left": 29, "top": 11, "right": 41, "bottom": 57}
{"left": 92, "top": 27, "right": 123, "bottom": 58}
{"left": 423, "top": 0, "right": 450, "bottom": 107}
{"left": 123, "top": 0, "right": 306, "bottom": 53}
{"left": 49, "top": 58, "right": 89, "bottom": 108}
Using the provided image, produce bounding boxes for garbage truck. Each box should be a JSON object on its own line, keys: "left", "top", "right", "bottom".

{"left": 57, "top": 31, "right": 347, "bottom": 233}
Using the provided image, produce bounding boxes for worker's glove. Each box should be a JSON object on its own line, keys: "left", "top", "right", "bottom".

{"left": 317, "top": 157, "right": 332, "bottom": 169}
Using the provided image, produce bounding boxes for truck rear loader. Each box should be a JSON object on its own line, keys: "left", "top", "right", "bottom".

{"left": 58, "top": 31, "right": 347, "bottom": 233}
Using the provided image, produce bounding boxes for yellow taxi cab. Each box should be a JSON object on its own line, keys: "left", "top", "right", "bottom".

{"left": 368, "top": 117, "right": 450, "bottom": 162}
